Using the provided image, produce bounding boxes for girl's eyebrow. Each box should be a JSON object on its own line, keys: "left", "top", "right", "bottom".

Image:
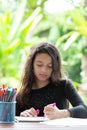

{"left": 36, "top": 61, "right": 52, "bottom": 65}
{"left": 35, "top": 60, "right": 42, "bottom": 63}
{"left": 36, "top": 60, "right": 42, "bottom": 62}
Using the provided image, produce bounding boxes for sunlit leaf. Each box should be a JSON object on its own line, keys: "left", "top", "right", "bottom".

{"left": 9, "top": 0, "right": 27, "bottom": 41}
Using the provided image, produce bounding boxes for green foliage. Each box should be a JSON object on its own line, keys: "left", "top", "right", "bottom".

{"left": 67, "top": 61, "right": 81, "bottom": 83}
{"left": 54, "top": 7, "right": 87, "bottom": 83}
{"left": 0, "top": 0, "right": 43, "bottom": 86}
{"left": 56, "top": 8, "right": 87, "bottom": 52}
{"left": 0, "top": 0, "right": 87, "bottom": 87}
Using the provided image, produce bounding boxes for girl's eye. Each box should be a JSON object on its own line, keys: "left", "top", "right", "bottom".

{"left": 48, "top": 66, "right": 52, "bottom": 68}
{"left": 36, "top": 64, "right": 52, "bottom": 68}
{"left": 37, "top": 64, "right": 42, "bottom": 67}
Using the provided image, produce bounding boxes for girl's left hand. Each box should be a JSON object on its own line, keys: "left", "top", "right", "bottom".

{"left": 44, "top": 104, "right": 69, "bottom": 119}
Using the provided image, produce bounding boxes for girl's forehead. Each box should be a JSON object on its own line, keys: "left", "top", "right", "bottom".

{"left": 35, "top": 53, "right": 51, "bottom": 58}
{"left": 34, "top": 53, "right": 52, "bottom": 62}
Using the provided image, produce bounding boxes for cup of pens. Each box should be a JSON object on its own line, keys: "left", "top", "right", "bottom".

{"left": 0, "top": 85, "right": 17, "bottom": 124}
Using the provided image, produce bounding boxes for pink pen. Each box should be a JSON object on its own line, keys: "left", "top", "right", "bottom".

{"left": 35, "top": 109, "right": 40, "bottom": 115}
{"left": 51, "top": 102, "right": 56, "bottom": 107}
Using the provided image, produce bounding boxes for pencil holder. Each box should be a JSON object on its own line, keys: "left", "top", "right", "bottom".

{"left": 0, "top": 101, "right": 16, "bottom": 123}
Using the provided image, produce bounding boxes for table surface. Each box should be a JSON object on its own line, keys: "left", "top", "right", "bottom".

{"left": 1, "top": 117, "right": 87, "bottom": 130}
{"left": 0, "top": 122, "right": 87, "bottom": 130}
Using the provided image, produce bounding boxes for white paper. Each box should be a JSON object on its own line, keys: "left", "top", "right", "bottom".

{"left": 15, "top": 116, "right": 49, "bottom": 122}
{"left": 40, "top": 117, "right": 87, "bottom": 126}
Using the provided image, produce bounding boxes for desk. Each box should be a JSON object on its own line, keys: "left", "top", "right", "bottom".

{"left": 0, "top": 117, "right": 87, "bottom": 130}
{"left": 0, "top": 122, "right": 87, "bottom": 130}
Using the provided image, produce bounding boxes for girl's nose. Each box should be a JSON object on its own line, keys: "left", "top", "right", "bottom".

{"left": 41, "top": 67, "right": 47, "bottom": 72}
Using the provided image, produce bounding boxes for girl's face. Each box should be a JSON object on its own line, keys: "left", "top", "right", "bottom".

{"left": 33, "top": 53, "right": 53, "bottom": 84}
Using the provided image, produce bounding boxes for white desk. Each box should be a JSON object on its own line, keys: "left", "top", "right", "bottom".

{"left": 0, "top": 117, "right": 87, "bottom": 130}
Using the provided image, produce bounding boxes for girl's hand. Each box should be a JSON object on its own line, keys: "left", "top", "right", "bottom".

{"left": 44, "top": 104, "right": 70, "bottom": 119}
{"left": 20, "top": 107, "right": 38, "bottom": 117}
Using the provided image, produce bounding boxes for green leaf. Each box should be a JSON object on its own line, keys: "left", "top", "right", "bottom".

{"left": 9, "top": 0, "right": 27, "bottom": 41}
{"left": 63, "top": 32, "right": 79, "bottom": 51}
{"left": 4, "top": 39, "right": 21, "bottom": 54}
{"left": 20, "top": 7, "right": 42, "bottom": 34}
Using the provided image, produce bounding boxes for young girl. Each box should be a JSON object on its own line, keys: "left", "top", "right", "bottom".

{"left": 16, "top": 42, "right": 87, "bottom": 119}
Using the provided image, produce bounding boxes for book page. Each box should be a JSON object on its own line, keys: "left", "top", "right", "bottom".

{"left": 41, "top": 117, "right": 87, "bottom": 126}
{"left": 15, "top": 116, "right": 49, "bottom": 122}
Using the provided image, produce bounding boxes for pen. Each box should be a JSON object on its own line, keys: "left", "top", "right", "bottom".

{"left": 3, "top": 88, "right": 8, "bottom": 101}
{"left": 0, "top": 89, "right": 3, "bottom": 101}
{"left": 35, "top": 109, "right": 40, "bottom": 115}
{"left": 8, "top": 88, "right": 17, "bottom": 102}
{"left": 0, "top": 88, "right": 4, "bottom": 101}
{"left": 2, "top": 84, "right": 7, "bottom": 89}
{"left": 51, "top": 102, "right": 56, "bottom": 107}
{"left": 7, "top": 88, "right": 13, "bottom": 101}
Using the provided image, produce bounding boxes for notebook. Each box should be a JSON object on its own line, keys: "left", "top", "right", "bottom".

{"left": 15, "top": 116, "right": 49, "bottom": 122}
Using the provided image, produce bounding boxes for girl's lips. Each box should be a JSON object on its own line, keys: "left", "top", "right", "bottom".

{"left": 39, "top": 74, "right": 47, "bottom": 78}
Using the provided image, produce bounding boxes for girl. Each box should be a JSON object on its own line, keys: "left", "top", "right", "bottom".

{"left": 16, "top": 42, "right": 87, "bottom": 119}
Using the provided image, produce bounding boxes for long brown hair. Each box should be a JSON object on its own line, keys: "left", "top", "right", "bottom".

{"left": 17, "top": 42, "right": 62, "bottom": 106}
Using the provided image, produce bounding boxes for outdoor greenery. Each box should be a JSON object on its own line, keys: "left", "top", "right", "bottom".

{"left": 0, "top": 0, "right": 87, "bottom": 94}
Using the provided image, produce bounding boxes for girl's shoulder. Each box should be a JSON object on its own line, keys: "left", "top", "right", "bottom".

{"left": 55, "top": 78, "right": 72, "bottom": 87}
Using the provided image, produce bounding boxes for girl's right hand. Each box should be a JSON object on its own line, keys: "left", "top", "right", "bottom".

{"left": 20, "top": 107, "right": 38, "bottom": 117}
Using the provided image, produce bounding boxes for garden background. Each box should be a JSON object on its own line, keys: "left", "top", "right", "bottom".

{"left": 0, "top": 0, "right": 87, "bottom": 103}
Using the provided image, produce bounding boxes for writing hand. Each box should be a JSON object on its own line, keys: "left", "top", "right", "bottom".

{"left": 44, "top": 104, "right": 70, "bottom": 119}
{"left": 20, "top": 107, "right": 39, "bottom": 117}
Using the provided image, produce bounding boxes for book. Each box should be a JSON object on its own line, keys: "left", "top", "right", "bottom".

{"left": 41, "top": 117, "right": 87, "bottom": 126}
{"left": 15, "top": 116, "right": 49, "bottom": 122}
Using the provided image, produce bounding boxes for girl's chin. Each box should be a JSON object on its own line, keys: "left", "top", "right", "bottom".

{"left": 38, "top": 77, "right": 49, "bottom": 82}
{"left": 39, "top": 79, "right": 48, "bottom": 82}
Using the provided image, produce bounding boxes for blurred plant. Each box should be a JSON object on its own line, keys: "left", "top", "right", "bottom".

{"left": 55, "top": 5, "right": 87, "bottom": 83}
{"left": 0, "top": 0, "right": 43, "bottom": 86}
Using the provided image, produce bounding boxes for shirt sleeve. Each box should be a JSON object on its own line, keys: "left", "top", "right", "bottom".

{"left": 65, "top": 79, "right": 87, "bottom": 118}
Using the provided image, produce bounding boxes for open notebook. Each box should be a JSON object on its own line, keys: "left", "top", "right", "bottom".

{"left": 15, "top": 116, "right": 49, "bottom": 122}
{"left": 41, "top": 117, "right": 87, "bottom": 126}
